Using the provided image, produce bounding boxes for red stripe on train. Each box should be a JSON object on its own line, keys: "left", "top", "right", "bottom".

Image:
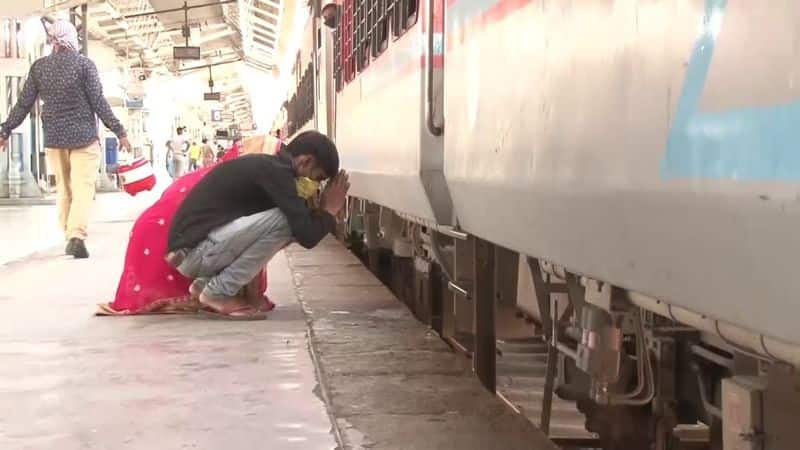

{"left": 446, "top": 0, "right": 536, "bottom": 51}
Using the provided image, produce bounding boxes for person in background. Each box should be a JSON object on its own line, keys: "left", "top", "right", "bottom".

{"left": 274, "top": 130, "right": 286, "bottom": 154}
{"left": 0, "top": 20, "right": 131, "bottom": 259}
{"left": 188, "top": 141, "right": 201, "bottom": 171}
{"left": 220, "top": 136, "right": 243, "bottom": 162}
{"left": 170, "top": 127, "right": 188, "bottom": 178}
{"left": 165, "top": 140, "right": 175, "bottom": 178}
{"left": 201, "top": 138, "right": 215, "bottom": 167}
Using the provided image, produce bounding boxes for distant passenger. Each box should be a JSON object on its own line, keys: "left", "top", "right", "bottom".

{"left": 165, "top": 131, "right": 349, "bottom": 319}
{"left": 220, "top": 136, "right": 243, "bottom": 161}
{"left": 274, "top": 130, "right": 286, "bottom": 154}
{"left": 165, "top": 140, "right": 175, "bottom": 177}
{"left": 170, "top": 127, "right": 189, "bottom": 177}
{"left": 201, "top": 138, "right": 215, "bottom": 167}
{"left": 0, "top": 20, "right": 131, "bottom": 259}
{"left": 188, "top": 141, "right": 201, "bottom": 171}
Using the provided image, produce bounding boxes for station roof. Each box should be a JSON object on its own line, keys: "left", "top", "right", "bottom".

{"left": 39, "top": 0, "right": 302, "bottom": 127}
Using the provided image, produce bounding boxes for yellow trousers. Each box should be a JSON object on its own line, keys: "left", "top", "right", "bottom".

{"left": 46, "top": 142, "right": 101, "bottom": 240}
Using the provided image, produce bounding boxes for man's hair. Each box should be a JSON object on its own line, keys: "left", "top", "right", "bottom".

{"left": 284, "top": 131, "right": 339, "bottom": 178}
{"left": 202, "top": 138, "right": 208, "bottom": 144}
{"left": 176, "top": 127, "right": 183, "bottom": 134}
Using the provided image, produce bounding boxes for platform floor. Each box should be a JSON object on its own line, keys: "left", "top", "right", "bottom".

{"left": 0, "top": 190, "right": 556, "bottom": 450}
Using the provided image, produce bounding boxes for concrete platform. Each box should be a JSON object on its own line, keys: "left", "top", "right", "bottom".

{"left": 0, "top": 222, "right": 335, "bottom": 450}
{"left": 288, "top": 240, "right": 558, "bottom": 450}
{"left": 0, "top": 191, "right": 557, "bottom": 450}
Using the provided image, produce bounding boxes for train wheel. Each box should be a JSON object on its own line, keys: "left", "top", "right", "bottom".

{"left": 577, "top": 400, "right": 653, "bottom": 450}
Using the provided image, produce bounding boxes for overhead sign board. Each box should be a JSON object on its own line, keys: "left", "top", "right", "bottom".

{"left": 173, "top": 46, "right": 201, "bottom": 60}
{"left": 203, "top": 92, "right": 221, "bottom": 101}
{"left": 210, "top": 110, "right": 222, "bottom": 122}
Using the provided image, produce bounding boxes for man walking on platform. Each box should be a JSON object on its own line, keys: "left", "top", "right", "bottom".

{"left": 0, "top": 20, "right": 131, "bottom": 259}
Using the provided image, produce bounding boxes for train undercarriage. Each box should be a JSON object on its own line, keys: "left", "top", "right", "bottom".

{"left": 339, "top": 199, "right": 800, "bottom": 450}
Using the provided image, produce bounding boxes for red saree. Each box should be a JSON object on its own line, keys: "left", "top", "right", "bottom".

{"left": 97, "top": 165, "right": 271, "bottom": 315}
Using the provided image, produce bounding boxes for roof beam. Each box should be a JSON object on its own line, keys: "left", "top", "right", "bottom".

{"left": 249, "top": 2, "right": 280, "bottom": 20}
{"left": 39, "top": 0, "right": 102, "bottom": 14}
{"left": 194, "top": 28, "right": 237, "bottom": 45}
{"left": 251, "top": 28, "right": 276, "bottom": 43}
{"left": 246, "top": 15, "right": 278, "bottom": 35}
{"left": 251, "top": 9, "right": 278, "bottom": 26}
{"left": 120, "top": 0, "right": 237, "bottom": 19}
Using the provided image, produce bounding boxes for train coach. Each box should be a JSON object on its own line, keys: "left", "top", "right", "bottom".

{"left": 275, "top": 1, "right": 800, "bottom": 449}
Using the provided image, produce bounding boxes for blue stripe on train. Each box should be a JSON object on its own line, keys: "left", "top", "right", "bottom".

{"left": 662, "top": 0, "right": 800, "bottom": 181}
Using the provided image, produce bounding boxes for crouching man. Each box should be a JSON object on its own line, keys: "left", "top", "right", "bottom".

{"left": 165, "top": 131, "right": 349, "bottom": 320}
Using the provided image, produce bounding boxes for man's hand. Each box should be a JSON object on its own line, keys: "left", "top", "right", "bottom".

{"left": 0, "top": 136, "right": 6, "bottom": 152}
{"left": 320, "top": 170, "right": 350, "bottom": 217}
{"left": 118, "top": 136, "right": 132, "bottom": 152}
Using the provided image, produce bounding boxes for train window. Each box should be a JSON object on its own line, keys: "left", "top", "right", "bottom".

{"left": 354, "top": 0, "right": 366, "bottom": 71}
{"left": 340, "top": 0, "right": 356, "bottom": 84}
{"left": 286, "top": 63, "right": 315, "bottom": 135}
{"left": 333, "top": 0, "right": 418, "bottom": 91}
{"left": 391, "top": 0, "right": 418, "bottom": 38}
{"left": 354, "top": 0, "right": 375, "bottom": 72}
{"left": 372, "top": 0, "right": 390, "bottom": 57}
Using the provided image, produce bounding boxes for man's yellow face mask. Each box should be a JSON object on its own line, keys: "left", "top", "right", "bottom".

{"left": 296, "top": 177, "right": 320, "bottom": 200}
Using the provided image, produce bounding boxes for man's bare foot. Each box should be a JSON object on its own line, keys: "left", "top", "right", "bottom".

{"left": 198, "top": 292, "right": 265, "bottom": 318}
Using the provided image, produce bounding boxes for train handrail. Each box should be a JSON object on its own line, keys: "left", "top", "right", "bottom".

{"left": 425, "top": 0, "right": 443, "bottom": 136}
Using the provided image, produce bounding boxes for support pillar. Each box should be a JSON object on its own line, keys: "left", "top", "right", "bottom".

{"left": 1, "top": 18, "right": 42, "bottom": 199}
{"left": 69, "top": 4, "right": 89, "bottom": 57}
{"left": 473, "top": 237, "right": 496, "bottom": 393}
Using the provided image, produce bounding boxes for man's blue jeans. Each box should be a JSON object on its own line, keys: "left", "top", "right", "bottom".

{"left": 176, "top": 208, "right": 292, "bottom": 297}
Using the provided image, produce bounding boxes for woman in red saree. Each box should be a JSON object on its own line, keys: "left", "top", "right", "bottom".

{"left": 220, "top": 136, "right": 242, "bottom": 161}
{"left": 98, "top": 134, "right": 285, "bottom": 315}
